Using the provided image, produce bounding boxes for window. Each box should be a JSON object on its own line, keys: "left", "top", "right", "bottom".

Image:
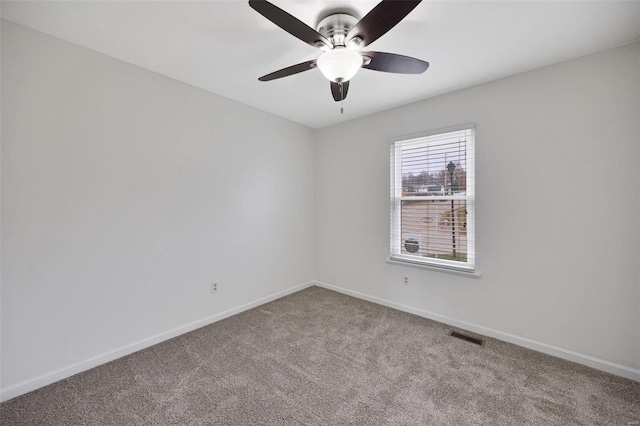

{"left": 390, "top": 124, "right": 475, "bottom": 271}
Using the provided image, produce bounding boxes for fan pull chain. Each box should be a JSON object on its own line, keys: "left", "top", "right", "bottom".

{"left": 340, "top": 82, "right": 344, "bottom": 114}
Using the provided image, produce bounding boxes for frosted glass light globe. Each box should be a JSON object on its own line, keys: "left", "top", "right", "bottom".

{"left": 317, "top": 48, "right": 363, "bottom": 83}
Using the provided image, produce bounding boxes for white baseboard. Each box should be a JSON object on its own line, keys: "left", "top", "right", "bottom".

{"left": 313, "top": 280, "right": 640, "bottom": 382}
{"left": 4, "top": 279, "right": 637, "bottom": 402}
{"left": 0, "top": 281, "right": 315, "bottom": 403}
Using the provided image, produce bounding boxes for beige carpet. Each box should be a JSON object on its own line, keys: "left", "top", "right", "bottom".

{"left": 2, "top": 286, "right": 639, "bottom": 425}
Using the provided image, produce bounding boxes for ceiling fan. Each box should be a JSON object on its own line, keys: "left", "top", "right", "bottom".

{"left": 249, "top": 0, "right": 429, "bottom": 102}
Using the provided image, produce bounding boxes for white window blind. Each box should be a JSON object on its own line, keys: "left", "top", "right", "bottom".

{"left": 390, "top": 125, "right": 475, "bottom": 271}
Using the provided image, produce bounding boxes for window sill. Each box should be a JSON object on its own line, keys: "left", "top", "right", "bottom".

{"left": 386, "top": 258, "right": 482, "bottom": 279}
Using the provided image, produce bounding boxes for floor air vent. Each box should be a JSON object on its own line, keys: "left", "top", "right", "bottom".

{"left": 449, "top": 330, "right": 485, "bottom": 346}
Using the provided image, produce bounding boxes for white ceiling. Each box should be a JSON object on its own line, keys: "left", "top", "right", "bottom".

{"left": 2, "top": 0, "right": 639, "bottom": 129}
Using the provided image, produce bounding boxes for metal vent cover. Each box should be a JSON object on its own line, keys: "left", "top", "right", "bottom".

{"left": 449, "top": 330, "right": 485, "bottom": 346}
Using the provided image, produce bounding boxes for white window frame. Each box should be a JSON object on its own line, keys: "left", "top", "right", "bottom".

{"left": 390, "top": 124, "right": 476, "bottom": 272}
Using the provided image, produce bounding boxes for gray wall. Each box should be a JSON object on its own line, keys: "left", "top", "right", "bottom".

{"left": 1, "top": 21, "right": 316, "bottom": 388}
{"left": 315, "top": 42, "right": 640, "bottom": 371}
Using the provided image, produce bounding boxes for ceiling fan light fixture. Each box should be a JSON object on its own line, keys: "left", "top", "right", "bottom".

{"left": 317, "top": 48, "right": 363, "bottom": 83}
{"left": 250, "top": 0, "right": 428, "bottom": 102}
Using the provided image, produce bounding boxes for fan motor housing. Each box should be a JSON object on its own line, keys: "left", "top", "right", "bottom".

{"left": 316, "top": 13, "right": 359, "bottom": 47}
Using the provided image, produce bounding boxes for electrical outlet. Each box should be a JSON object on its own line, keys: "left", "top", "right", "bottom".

{"left": 403, "top": 276, "right": 409, "bottom": 286}
{"left": 211, "top": 282, "right": 218, "bottom": 293}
